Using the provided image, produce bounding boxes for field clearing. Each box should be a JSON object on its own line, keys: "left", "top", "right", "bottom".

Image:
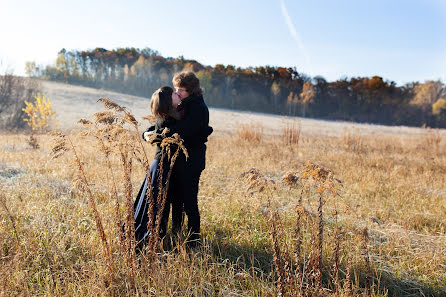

{"left": 1, "top": 81, "right": 446, "bottom": 296}
{"left": 42, "top": 80, "right": 439, "bottom": 138}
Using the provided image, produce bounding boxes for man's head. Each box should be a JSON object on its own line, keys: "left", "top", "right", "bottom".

{"left": 172, "top": 71, "right": 202, "bottom": 100}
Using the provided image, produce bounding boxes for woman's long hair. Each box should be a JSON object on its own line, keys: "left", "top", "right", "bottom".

{"left": 150, "top": 86, "right": 173, "bottom": 119}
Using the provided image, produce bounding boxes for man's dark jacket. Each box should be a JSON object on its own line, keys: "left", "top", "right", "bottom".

{"left": 143, "top": 94, "right": 213, "bottom": 172}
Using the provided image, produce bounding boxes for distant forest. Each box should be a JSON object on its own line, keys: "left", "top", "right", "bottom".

{"left": 25, "top": 47, "right": 446, "bottom": 128}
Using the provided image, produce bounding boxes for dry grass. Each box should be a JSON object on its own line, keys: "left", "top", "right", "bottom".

{"left": 0, "top": 106, "right": 445, "bottom": 296}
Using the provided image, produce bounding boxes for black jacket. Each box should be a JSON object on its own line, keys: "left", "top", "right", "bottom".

{"left": 144, "top": 116, "right": 178, "bottom": 161}
{"left": 144, "top": 94, "right": 213, "bottom": 171}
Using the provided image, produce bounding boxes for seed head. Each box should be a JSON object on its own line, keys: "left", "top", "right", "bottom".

{"left": 78, "top": 118, "right": 92, "bottom": 127}
{"left": 93, "top": 111, "right": 116, "bottom": 125}
{"left": 50, "top": 131, "right": 69, "bottom": 158}
{"left": 97, "top": 97, "right": 125, "bottom": 112}
{"left": 123, "top": 112, "right": 138, "bottom": 127}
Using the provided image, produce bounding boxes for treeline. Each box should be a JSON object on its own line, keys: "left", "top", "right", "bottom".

{"left": 26, "top": 47, "right": 446, "bottom": 127}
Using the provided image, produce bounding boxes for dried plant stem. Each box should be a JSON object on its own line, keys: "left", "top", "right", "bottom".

{"left": 125, "top": 113, "right": 158, "bottom": 258}
{"left": 361, "top": 227, "right": 372, "bottom": 294}
{"left": 129, "top": 119, "right": 156, "bottom": 256}
{"left": 276, "top": 212, "right": 296, "bottom": 295}
{"left": 130, "top": 121, "right": 151, "bottom": 172}
{"left": 151, "top": 146, "right": 181, "bottom": 253}
{"left": 315, "top": 193, "right": 324, "bottom": 290}
{"left": 0, "top": 193, "right": 22, "bottom": 251}
{"left": 282, "top": 121, "right": 301, "bottom": 145}
{"left": 268, "top": 198, "right": 287, "bottom": 297}
{"left": 67, "top": 137, "right": 113, "bottom": 273}
{"left": 96, "top": 135, "right": 122, "bottom": 247}
{"left": 294, "top": 189, "right": 304, "bottom": 267}
{"left": 332, "top": 208, "right": 340, "bottom": 296}
{"left": 120, "top": 150, "right": 136, "bottom": 287}
{"left": 293, "top": 188, "right": 304, "bottom": 296}
{"left": 344, "top": 255, "right": 353, "bottom": 296}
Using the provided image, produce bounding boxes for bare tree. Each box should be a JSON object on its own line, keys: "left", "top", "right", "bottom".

{"left": 0, "top": 70, "right": 41, "bottom": 130}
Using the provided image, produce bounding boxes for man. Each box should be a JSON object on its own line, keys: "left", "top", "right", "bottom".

{"left": 154, "top": 71, "right": 212, "bottom": 247}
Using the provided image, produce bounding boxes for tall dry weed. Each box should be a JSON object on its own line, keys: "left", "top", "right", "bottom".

{"left": 282, "top": 120, "right": 301, "bottom": 146}
{"left": 343, "top": 127, "right": 365, "bottom": 153}
{"left": 237, "top": 123, "right": 263, "bottom": 142}
{"left": 50, "top": 98, "right": 189, "bottom": 289}
{"left": 0, "top": 192, "right": 21, "bottom": 250}
{"left": 241, "top": 163, "right": 346, "bottom": 296}
{"left": 50, "top": 131, "right": 113, "bottom": 284}
{"left": 147, "top": 130, "right": 188, "bottom": 253}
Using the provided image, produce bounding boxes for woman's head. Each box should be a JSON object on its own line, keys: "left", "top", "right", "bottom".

{"left": 172, "top": 71, "right": 202, "bottom": 99}
{"left": 150, "top": 86, "right": 180, "bottom": 119}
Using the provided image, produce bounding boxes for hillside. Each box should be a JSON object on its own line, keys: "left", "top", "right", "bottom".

{"left": 42, "top": 80, "right": 443, "bottom": 138}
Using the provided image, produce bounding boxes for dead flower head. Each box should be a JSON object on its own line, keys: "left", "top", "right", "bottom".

{"left": 282, "top": 171, "right": 299, "bottom": 187}
{"left": 240, "top": 168, "right": 276, "bottom": 192}
{"left": 299, "top": 162, "right": 342, "bottom": 195}
{"left": 50, "top": 131, "right": 70, "bottom": 158}
{"left": 78, "top": 119, "right": 92, "bottom": 127}
{"left": 301, "top": 162, "right": 332, "bottom": 183}
{"left": 93, "top": 111, "right": 117, "bottom": 125}
{"left": 97, "top": 97, "right": 125, "bottom": 112}
{"left": 160, "top": 133, "right": 189, "bottom": 160}
{"left": 123, "top": 112, "right": 138, "bottom": 127}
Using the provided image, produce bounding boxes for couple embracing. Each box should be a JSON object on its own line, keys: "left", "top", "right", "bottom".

{"left": 133, "top": 71, "right": 212, "bottom": 249}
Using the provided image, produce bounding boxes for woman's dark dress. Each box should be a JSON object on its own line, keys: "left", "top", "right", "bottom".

{"left": 133, "top": 116, "right": 183, "bottom": 245}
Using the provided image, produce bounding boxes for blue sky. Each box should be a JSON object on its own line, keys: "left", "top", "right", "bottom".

{"left": 1, "top": 0, "right": 445, "bottom": 85}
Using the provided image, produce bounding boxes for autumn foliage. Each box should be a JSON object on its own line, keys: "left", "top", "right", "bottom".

{"left": 22, "top": 92, "right": 55, "bottom": 132}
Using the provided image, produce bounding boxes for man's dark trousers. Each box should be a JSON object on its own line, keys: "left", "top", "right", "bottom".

{"left": 175, "top": 151, "right": 204, "bottom": 244}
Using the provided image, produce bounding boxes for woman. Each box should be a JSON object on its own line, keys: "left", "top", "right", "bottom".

{"left": 133, "top": 86, "right": 183, "bottom": 247}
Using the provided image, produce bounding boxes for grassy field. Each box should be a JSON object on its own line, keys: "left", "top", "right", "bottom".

{"left": 1, "top": 83, "right": 445, "bottom": 296}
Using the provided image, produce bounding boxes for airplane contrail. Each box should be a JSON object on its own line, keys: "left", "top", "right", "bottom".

{"left": 280, "top": 0, "right": 312, "bottom": 69}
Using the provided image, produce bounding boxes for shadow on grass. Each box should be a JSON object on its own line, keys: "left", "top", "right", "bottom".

{"left": 205, "top": 225, "right": 273, "bottom": 276}
{"left": 202, "top": 226, "right": 444, "bottom": 296}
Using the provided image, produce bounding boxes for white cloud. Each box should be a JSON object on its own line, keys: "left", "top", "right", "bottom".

{"left": 280, "top": 0, "right": 312, "bottom": 69}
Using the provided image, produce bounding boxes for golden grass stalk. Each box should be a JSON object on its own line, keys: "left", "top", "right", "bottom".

{"left": 342, "top": 127, "right": 365, "bottom": 153}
